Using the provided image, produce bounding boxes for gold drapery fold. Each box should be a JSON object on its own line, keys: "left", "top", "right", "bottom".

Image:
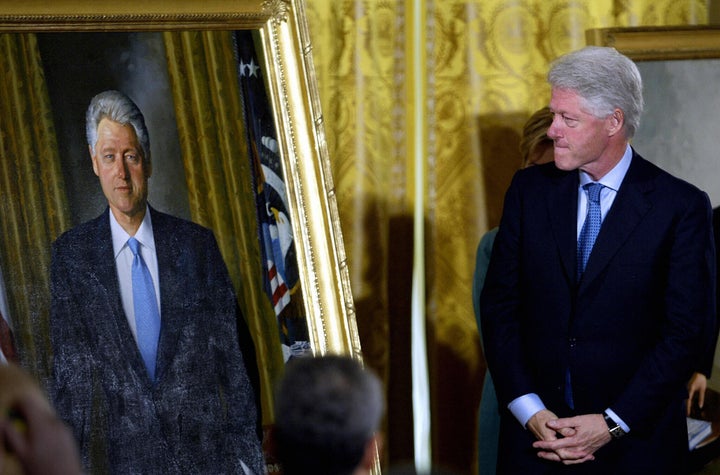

{"left": 305, "top": 0, "right": 708, "bottom": 473}
{"left": 0, "top": 33, "right": 69, "bottom": 378}
{"left": 162, "top": 30, "right": 284, "bottom": 423}
{"left": 305, "top": 1, "right": 410, "bottom": 464}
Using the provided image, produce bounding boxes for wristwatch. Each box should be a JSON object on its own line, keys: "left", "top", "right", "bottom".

{"left": 603, "top": 411, "right": 627, "bottom": 439}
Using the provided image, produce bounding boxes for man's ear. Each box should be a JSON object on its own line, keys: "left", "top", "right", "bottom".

{"left": 144, "top": 158, "right": 152, "bottom": 179}
{"left": 607, "top": 108, "right": 624, "bottom": 136}
{"left": 359, "top": 432, "right": 383, "bottom": 472}
{"left": 89, "top": 145, "right": 100, "bottom": 177}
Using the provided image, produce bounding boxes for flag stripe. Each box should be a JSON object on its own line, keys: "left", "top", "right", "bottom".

{"left": 0, "top": 310, "right": 18, "bottom": 363}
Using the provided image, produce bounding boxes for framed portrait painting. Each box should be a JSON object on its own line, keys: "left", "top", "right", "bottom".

{"left": 0, "top": 1, "right": 369, "bottom": 472}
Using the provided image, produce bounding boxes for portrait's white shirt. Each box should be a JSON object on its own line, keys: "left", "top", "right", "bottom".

{"left": 111, "top": 207, "right": 161, "bottom": 342}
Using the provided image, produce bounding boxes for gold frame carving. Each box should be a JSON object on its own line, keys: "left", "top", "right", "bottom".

{"left": 586, "top": 25, "right": 720, "bottom": 61}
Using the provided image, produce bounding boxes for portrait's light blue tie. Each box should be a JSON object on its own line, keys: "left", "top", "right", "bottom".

{"left": 577, "top": 182, "right": 604, "bottom": 280}
{"left": 127, "top": 237, "right": 161, "bottom": 381}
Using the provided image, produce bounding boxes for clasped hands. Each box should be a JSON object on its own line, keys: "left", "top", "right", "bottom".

{"left": 527, "top": 409, "right": 612, "bottom": 465}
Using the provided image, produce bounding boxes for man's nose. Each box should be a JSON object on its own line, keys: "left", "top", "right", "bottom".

{"left": 547, "top": 119, "right": 560, "bottom": 140}
{"left": 114, "top": 157, "right": 129, "bottom": 177}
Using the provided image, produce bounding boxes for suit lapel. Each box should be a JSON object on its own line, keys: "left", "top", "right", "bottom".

{"left": 579, "top": 153, "right": 654, "bottom": 289}
{"left": 150, "top": 208, "right": 184, "bottom": 380}
{"left": 548, "top": 171, "right": 580, "bottom": 284}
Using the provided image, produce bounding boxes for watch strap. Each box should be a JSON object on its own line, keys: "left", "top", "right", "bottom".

{"left": 603, "top": 411, "right": 626, "bottom": 439}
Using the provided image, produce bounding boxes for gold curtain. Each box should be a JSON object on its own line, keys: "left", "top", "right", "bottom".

{"left": 0, "top": 33, "right": 70, "bottom": 379}
{"left": 304, "top": 0, "right": 708, "bottom": 473}
{"left": 162, "top": 31, "right": 285, "bottom": 424}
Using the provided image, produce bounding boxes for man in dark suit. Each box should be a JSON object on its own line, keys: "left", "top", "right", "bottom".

{"left": 48, "top": 90, "right": 264, "bottom": 474}
{"left": 685, "top": 206, "right": 720, "bottom": 417}
{"left": 480, "top": 46, "right": 716, "bottom": 474}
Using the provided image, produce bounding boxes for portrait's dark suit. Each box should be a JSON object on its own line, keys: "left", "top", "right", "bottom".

{"left": 481, "top": 150, "right": 716, "bottom": 474}
{"left": 49, "top": 206, "right": 265, "bottom": 475}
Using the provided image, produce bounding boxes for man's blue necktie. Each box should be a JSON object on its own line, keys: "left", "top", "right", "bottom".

{"left": 567, "top": 182, "right": 604, "bottom": 408}
{"left": 577, "top": 182, "right": 604, "bottom": 280}
{"left": 128, "top": 237, "right": 161, "bottom": 381}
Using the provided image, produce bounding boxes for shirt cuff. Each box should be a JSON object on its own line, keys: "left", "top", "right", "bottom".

{"left": 508, "top": 393, "right": 546, "bottom": 428}
{"left": 604, "top": 408, "right": 631, "bottom": 433}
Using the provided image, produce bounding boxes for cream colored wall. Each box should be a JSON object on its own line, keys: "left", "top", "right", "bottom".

{"left": 631, "top": 59, "right": 720, "bottom": 389}
{"left": 632, "top": 60, "right": 720, "bottom": 208}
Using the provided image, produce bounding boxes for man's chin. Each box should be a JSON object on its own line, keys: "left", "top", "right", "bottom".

{"left": 109, "top": 202, "right": 147, "bottom": 220}
{"left": 553, "top": 157, "right": 575, "bottom": 171}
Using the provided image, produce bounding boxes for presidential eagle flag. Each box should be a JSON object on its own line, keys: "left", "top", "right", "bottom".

{"left": 234, "top": 31, "right": 308, "bottom": 359}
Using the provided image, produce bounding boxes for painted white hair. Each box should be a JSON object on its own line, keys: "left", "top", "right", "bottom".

{"left": 85, "top": 90, "right": 151, "bottom": 163}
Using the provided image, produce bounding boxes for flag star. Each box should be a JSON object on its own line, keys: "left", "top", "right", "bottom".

{"left": 248, "top": 58, "right": 260, "bottom": 77}
{"left": 238, "top": 59, "right": 246, "bottom": 77}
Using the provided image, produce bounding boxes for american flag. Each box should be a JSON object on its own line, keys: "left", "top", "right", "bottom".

{"left": 235, "top": 31, "right": 306, "bottom": 348}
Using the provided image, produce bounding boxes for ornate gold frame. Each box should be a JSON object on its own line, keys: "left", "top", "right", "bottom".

{"left": 586, "top": 25, "right": 720, "bottom": 61}
{"left": 0, "top": 0, "right": 360, "bottom": 356}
